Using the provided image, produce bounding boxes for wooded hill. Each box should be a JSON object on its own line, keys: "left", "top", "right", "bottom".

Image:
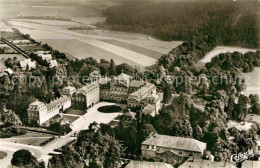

{"left": 104, "top": 0, "right": 259, "bottom": 48}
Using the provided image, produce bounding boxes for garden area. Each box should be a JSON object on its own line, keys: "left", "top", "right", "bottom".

{"left": 97, "top": 105, "right": 122, "bottom": 113}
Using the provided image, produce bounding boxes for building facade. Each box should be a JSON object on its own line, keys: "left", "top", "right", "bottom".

{"left": 72, "top": 82, "right": 100, "bottom": 109}
{"left": 27, "top": 95, "right": 71, "bottom": 125}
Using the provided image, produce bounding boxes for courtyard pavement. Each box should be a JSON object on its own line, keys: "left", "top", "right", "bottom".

{"left": 70, "top": 102, "right": 123, "bottom": 131}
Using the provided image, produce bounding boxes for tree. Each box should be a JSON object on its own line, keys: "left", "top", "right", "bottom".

{"left": 172, "top": 119, "right": 193, "bottom": 138}
{"left": 249, "top": 94, "right": 260, "bottom": 115}
{"left": 163, "top": 83, "right": 172, "bottom": 104}
{"left": 75, "top": 129, "right": 121, "bottom": 168}
{"left": 235, "top": 95, "right": 248, "bottom": 121}
{"left": 116, "top": 63, "right": 133, "bottom": 75}
{"left": 11, "top": 150, "right": 43, "bottom": 168}
{"left": 108, "top": 59, "right": 116, "bottom": 76}
{"left": 194, "top": 125, "right": 203, "bottom": 140}
{"left": 225, "top": 97, "right": 236, "bottom": 120}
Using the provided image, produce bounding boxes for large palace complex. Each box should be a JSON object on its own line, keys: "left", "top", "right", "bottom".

{"left": 27, "top": 72, "right": 161, "bottom": 125}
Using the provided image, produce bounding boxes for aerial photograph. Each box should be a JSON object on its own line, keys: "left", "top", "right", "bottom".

{"left": 0, "top": 0, "right": 259, "bottom": 167}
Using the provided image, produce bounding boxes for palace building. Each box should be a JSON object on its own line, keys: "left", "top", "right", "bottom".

{"left": 99, "top": 72, "right": 161, "bottom": 114}
{"left": 27, "top": 95, "right": 71, "bottom": 125}
{"left": 72, "top": 82, "right": 100, "bottom": 109}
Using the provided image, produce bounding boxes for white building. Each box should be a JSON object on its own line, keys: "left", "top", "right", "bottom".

{"left": 62, "top": 86, "right": 77, "bottom": 96}
{"left": 38, "top": 53, "right": 52, "bottom": 62}
{"left": 49, "top": 60, "right": 58, "bottom": 68}
{"left": 34, "top": 51, "right": 51, "bottom": 55}
{"left": 227, "top": 120, "right": 254, "bottom": 131}
{"left": 20, "top": 59, "right": 36, "bottom": 70}
{"left": 4, "top": 68, "right": 13, "bottom": 75}
{"left": 12, "top": 40, "right": 30, "bottom": 45}
{"left": 73, "top": 82, "right": 100, "bottom": 109}
{"left": 27, "top": 96, "right": 71, "bottom": 125}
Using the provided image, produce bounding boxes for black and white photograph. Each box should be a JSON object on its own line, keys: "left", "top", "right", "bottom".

{"left": 0, "top": 0, "right": 259, "bottom": 167}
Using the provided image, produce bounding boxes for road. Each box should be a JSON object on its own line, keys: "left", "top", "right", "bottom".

{"left": 0, "top": 102, "right": 122, "bottom": 167}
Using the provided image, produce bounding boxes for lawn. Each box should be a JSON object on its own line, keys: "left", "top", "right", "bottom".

{"left": 62, "top": 116, "right": 79, "bottom": 124}
{"left": 2, "top": 137, "right": 53, "bottom": 146}
{"left": 98, "top": 105, "right": 122, "bottom": 113}
{"left": 65, "top": 109, "right": 85, "bottom": 115}
{"left": 0, "top": 54, "right": 25, "bottom": 61}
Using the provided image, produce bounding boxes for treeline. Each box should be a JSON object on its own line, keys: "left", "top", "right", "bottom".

{"left": 104, "top": 0, "right": 259, "bottom": 48}
{"left": 159, "top": 35, "right": 217, "bottom": 71}
{"left": 206, "top": 50, "right": 260, "bottom": 72}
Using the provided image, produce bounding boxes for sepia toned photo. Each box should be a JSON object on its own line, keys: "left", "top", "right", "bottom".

{"left": 0, "top": 0, "right": 259, "bottom": 167}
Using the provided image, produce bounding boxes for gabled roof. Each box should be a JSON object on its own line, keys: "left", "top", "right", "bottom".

{"left": 4, "top": 68, "right": 13, "bottom": 75}
{"left": 179, "top": 159, "right": 236, "bottom": 168}
{"left": 142, "top": 104, "right": 155, "bottom": 115}
{"left": 129, "top": 80, "right": 145, "bottom": 88}
{"left": 142, "top": 134, "right": 206, "bottom": 153}
{"left": 125, "top": 160, "right": 173, "bottom": 168}
{"left": 47, "top": 95, "right": 70, "bottom": 110}
{"left": 116, "top": 72, "right": 131, "bottom": 81}
{"left": 129, "top": 82, "right": 155, "bottom": 100}
{"left": 123, "top": 110, "right": 136, "bottom": 118}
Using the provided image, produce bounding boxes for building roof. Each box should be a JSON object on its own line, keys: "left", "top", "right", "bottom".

{"left": 242, "top": 160, "right": 260, "bottom": 168}
{"left": 49, "top": 60, "right": 58, "bottom": 67}
{"left": 129, "top": 82, "right": 155, "bottom": 100}
{"left": 142, "top": 134, "right": 206, "bottom": 153}
{"left": 47, "top": 95, "right": 70, "bottom": 110}
{"left": 227, "top": 120, "right": 253, "bottom": 131}
{"left": 123, "top": 110, "right": 136, "bottom": 118}
{"left": 245, "top": 114, "right": 260, "bottom": 125}
{"left": 63, "top": 86, "right": 76, "bottom": 91}
{"left": 142, "top": 104, "right": 155, "bottom": 116}
{"left": 115, "top": 72, "right": 131, "bottom": 81}
{"left": 129, "top": 80, "right": 145, "bottom": 88}
{"left": 77, "top": 83, "right": 99, "bottom": 96}
{"left": 12, "top": 39, "right": 30, "bottom": 44}
{"left": 34, "top": 51, "right": 50, "bottom": 55}
{"left": 30, "top": 100, "right": 45, "bottom": 106}
{"left": 125, "top": 160, "right": 173, "bottom": 168}
{"left": 4, "top": 68, "right": 13, "bottom": 75}
{"left": 28, "top": 100, "right": 46, "bottom": 111}
{"left": 179, "top": 159, "right": 236, "bottom": 168}
{"left": 20, "top": 59, "right": 36, "bottom": 69}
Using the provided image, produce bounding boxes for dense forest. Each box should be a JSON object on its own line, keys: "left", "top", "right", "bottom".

{"left": 103, "top": 0, "right": 259, "bottom": 48}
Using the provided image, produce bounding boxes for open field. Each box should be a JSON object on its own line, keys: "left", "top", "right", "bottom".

{"left": 8, "top": 20, "right": 181, "bottom": 67}
{"left": 0, "top": 54, "right": 25, "bottom": 61}
{"left": 42, "top": 39, "right": 139, "bottom": 65}
{"left": 101, "top": 39, "right": 164, "bottom": 59}
{"left": 199, "top": 46, "right": 257, "bottom": 64}
{"left": 12, "top": 19, "right": 80, "bottom": 27}
{"left": 0, "top": 54, "right": 25, "bottom": 70}
{"left": 242, "top": 67, "right": 260, "bottom": 97}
